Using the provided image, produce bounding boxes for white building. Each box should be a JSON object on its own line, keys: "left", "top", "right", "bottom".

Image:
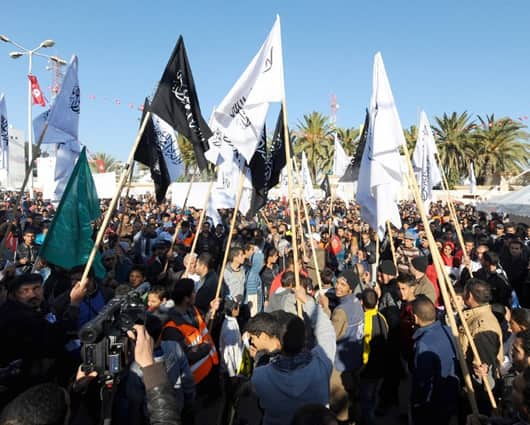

{"left": 0, "top": 127, "right": 26, "bottom": 190}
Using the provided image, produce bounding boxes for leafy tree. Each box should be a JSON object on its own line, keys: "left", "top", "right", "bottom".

{"left": 470, "top": 115, "right": 529, "bottom": 182}
{"left": 432, "top": 112, "right": 474, "bottom": 184}
{"left": 89, "top": 152, "right": 121, "bottom": 173}
{"left": 294, "top": 112, "right": 333, "bottom": 181}
{"left": 402, "top": 125, "right": 418, "bottom": 157}
{"left": 335, "top": 127, "right": 360, "bottom": 157}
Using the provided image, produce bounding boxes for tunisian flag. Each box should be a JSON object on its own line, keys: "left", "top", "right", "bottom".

{"left": 96, "top": 159, "right": 105, "bottom": 173}
{"left": 28, "top": 75, "right": 46, "bottom": 107}
{"left": 5, "top": 231, "right": 17, "bottom": 253}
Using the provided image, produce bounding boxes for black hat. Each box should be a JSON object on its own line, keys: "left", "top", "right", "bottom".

{"left": 338, "top": 270, "right": 359, "bottom": 291}
{"left": 411, "top": 256, "right": 428, "bottom": 273}
{"left": 7, "top": 273, "right": 42, "bottom": 293}
{"left": 379, "top": 260, "right": 397, "bottom": 276}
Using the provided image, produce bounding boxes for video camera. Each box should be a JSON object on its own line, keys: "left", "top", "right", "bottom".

{"left": 79, "top": 283, "right": 150, "bottom": 377}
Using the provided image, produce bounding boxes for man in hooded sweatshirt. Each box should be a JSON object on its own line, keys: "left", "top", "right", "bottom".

{"left": 248, "top": 285, "right": 336, "bottom": 425}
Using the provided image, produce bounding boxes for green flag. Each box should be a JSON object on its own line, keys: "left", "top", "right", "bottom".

{"left": 40, "top": 147, "right": 104, "bottom": 276}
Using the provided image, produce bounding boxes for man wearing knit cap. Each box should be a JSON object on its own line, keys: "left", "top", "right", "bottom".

{"left": 320, "top": 269, "right": 364, "bottom": 424}
{"left": 376, "top": 260, "right": 402, "bottom": 415}
{"left": 410, "top": 256, "right": 437, "bottom": 304}
{"left": 395, "top": 231, "right": 419, "bottom": 274}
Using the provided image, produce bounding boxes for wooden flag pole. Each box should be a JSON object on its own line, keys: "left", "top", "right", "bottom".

{"left": 184, "top": 178, "right": 216, "bottom": 276}
{"left": 328, "top": 183, "right": 334, "bottom": 235}
{"left": 162, "top": 176, "right": 196, "bottom": 273}
{"left": 386, "top": 220, "right": 398, "bottom": 269}
{"left": 292, "top": 158, "right": 323, "bottom": 291}
{"left": 436, "top": 156, "right": 473, "bottom": 277}
{"left": 214, "top": 170, "right": 246, "bottom": 299}
{"left": 294, "top": 196, "right": 307, "bottom": 259}
{"left": 260, "top": 210, "right": 271, "bottom": 227}
{"left": 122, "top": 160, "right": 136, "bottom": 204}
{"left": 375, "top": 233, "right": 380, "bottom": 267}
{"left": 80, "top": 112, "right": 151, "bottom": 282}
{"left": 401, "top": 153, "right": 488, "bottom": 418}
{"left": 281, "top": 100, "right": 303, "bottom": 318}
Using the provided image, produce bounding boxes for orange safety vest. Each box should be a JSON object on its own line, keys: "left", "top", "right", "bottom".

{"left": 163, "top": 307, "right": 219, "bottom": 384}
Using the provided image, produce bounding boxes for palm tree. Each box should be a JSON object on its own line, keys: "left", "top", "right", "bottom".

{"left": 177, "top": 134, "right": 197, "bottom": 176}
{"left": 402, "top": 125, "right": 418, "bottom": 157}
{"left": 335, "top": 127, "right": 360, "bottom": 156}
{"left": 294, "top": 112, "right": 334, "bottom": 181}
{"left": 470, "top": 115, "right": 530, "bottom": 182}
{"left": 90, "top": 152, "right": 121, "bottom": 173}
{"left": 432, "top": 112, "right": 475, "bottom": 184}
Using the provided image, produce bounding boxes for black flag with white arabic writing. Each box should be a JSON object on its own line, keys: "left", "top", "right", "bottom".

{"left": 267, "top": 106, "right": 291, "bottom": 190}
{"left": 340, "top": 108, "right": 369, "bottom": 182}
{"left": 248, "top": 125, "right": 268, "bottom": 217}
{"left": 320, "top": 174, "right": 331, "bottom": 198}
{"left": 134, "top": 99, "right": 171, "bottom": 203}
{"left": 150, "top": 36, "right": 212, "bottom": 171}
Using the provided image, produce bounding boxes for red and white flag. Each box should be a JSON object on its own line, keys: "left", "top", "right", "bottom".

{"left": 96, "top": 159, "right": 105, "bottom": 173}
{"left": 28, "top": 75, "right": 46, "bottom": 107}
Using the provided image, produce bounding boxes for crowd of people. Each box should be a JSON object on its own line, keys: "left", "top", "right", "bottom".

{"left": 1, "top": 190, "right": 530, "bottom": 425}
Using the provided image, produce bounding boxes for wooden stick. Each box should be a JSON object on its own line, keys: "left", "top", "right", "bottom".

{"left": 386, "top": 220, "right": 397, "bottom": 269}
{"left": 281, "top": 100, "right": 302, "bottom": 318}
{"left": 260, "top": 210, "right": 271, "bottom": 226}
{"left": 292, "top": 159, "right": 323, "bottom": 291}
{"left": 214, "top": 170, "right": 246, "bottom": 299}
{"left": 294, "top": 196, "right": 307, "bottom": 259}
{"left": 402, "top": 151, "right": 489, "bottom": 417}
{"left": 162, "top": 176, "right": 195, "bottom": 273}
{"left": 122, "top": 160, "right": 135, "bottom": 205}
{"left": 184, "top": 178, "right": 215, "bottom": 275}
{"left": 436, "top": 159, "right": 473, "bottom": 277}
{"left": 375, "top": 233, "right": 380, "bottom": 267}
{"left": 328, "top": 183, "right": 334, "bottom": 234}
{"left": 80, "top": 112, "right": 151, "bottom": 282}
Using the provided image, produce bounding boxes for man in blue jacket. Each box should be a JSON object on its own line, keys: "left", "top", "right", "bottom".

{"left": 410, "top": 296, "right": 460, "bottom": 425}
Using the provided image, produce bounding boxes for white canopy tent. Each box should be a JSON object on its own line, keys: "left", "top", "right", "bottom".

{"left": 477, "top": 185, "right": 530, "bottom": 217}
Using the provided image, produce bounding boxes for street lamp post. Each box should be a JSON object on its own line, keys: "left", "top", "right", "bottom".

{"left": 0, "top": 35, "right": 66, "bottom": 198}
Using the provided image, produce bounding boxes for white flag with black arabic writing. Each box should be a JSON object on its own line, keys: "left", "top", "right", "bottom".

{"left": 357, "top": 52, "right": 404, "bottom": 239}
{"left": 42, "top": 55, "right": 80, "bottom": 144}
{"left": 333, "top": 134, "right": 350, "bottom": 177}
{"left": 206, "top": 15, "right": 284, "bottom": 164}
{"left": 412, "top": 110, "right": 441, "bottom": 208}
{"left": 151, "top": 113, "right": 185, "bottom": 184}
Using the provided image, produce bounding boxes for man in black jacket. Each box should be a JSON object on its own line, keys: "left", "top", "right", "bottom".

{"left": 0, "top": 273, "right": 86, "bottom": 404}
{"left": 15, "top": 228, "right": 39, "bottom": 273}
{"left": 194, "top": 253, "right": 220, "bottom": 316}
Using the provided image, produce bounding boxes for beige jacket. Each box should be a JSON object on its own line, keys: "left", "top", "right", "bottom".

{"left": 414, "top": 274, "right": 436, "bottom": 305}
{"left": 459, "top": 304, "right": 504, "bottom": 368}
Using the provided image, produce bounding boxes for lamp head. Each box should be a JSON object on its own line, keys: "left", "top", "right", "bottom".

{"left": 9, "top": 51, "right": 24, "bottom": 59}
{"left": 50, "top": 55, "right": 67, "bottom": 65}
{"left": 0, "top": 34, "right": 10, "bottom": 43}
{"left": 40, "top": 39, "right": 55, "bottom": 48}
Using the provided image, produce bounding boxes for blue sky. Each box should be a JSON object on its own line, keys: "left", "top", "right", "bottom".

{"left": 1, "top": 0, "right": 529, "bottom": 160}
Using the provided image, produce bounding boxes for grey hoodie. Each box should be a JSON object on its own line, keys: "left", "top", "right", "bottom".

{"left": 251, "top": 298, "right": 336, "bottom": 425}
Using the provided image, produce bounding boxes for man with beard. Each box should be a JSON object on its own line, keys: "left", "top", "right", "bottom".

{"left": 0, "top": 273, "right": 86, "bottom": 402}
{"left": 132, "top": 223, "right": 159, "bottom": 264}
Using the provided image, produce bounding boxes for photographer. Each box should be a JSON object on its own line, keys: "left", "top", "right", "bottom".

{"left": 127, "top": 324, "right": 182, "bottom": 425}
{"left": 0, "top": 325, "right": 181, "bottom": 425}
